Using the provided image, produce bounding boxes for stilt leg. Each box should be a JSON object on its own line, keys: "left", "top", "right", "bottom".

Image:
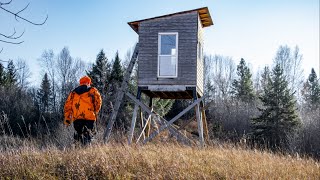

{"left": 201, "top": 101, "right": 209, "bottom": 142}
{"left": 128, "top": 88, "right": 142, "bottom": 145}
{"left": 193, "top": 88, "right": 204, "bottom": 147}
{"left": 140, "top": 107, "right": 145, "bottom": 140}
{"left": 146, "top": 97, "right": 152, "bottom": 138}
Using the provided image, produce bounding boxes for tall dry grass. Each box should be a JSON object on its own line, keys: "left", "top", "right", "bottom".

{"left": 0, "top": 141, "right": 319, "bottom": 179}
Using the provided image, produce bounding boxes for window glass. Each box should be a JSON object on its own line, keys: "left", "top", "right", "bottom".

{"left": 160, "top": 35, "right": 176, "bottom": 55}
{"left": 159, "top": 56, "right": 176, "bottom": 76}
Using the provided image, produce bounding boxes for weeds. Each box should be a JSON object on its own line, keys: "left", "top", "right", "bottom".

{"left": 0, "top": 140, "right": 319, "bottom": 179}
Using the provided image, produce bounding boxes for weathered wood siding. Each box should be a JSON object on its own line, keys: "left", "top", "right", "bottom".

{"left": 197, "top": 14, "right": 204, "bottom": 96}
{"left": 138, "top": 12, "right": 198, "bottom": 86}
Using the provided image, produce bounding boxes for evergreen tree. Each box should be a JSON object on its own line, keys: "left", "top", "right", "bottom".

{"left": 109, "top": 52, "right": 124, "bottom": 128}
{"left": 0, "top": 63, "right": 5, "bottom": 86}
{"left": 303, "top": 68, "right": 320, "bottom": 109}
{"left": 5, "top": 60, "right": 17, "bottom": 86}
{"left": 109, "top": 51, "right": 123, "bottom": 84}
{"left": 251, "top": 64, "right": 300, "bottom": 150}
{"left": 87, "top": 50, "right": 113, "bottom": 126}
{"left": 260, "top": 66, "right": 271, "bottom": 90}
{"left": 232, "top": 58, "right": 255, "bottom": 102}
{"left": 37, "top": 73, "right": 52, "bottom": 113}
{"left": 153, "top": 99, "right": 175, "bottom": 117}
{"left": 87, "top": 49, "right": 110, "bottom": 94}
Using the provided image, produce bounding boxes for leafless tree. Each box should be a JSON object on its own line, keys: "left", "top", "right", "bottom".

{"left": 273, "top": 45, "right": 304, "bottom": 99}
{"left": 56, "top": 47, "right": 87, "bottom": 105}
{"left": 0, "top": 0, "right": 47, "bottom": 45}
{"left": 15, "top": 58, "right": 31, "bottom": 89}
{"left": 38, "top": 49, "right": 57, "bottom": 110}
{"left": 56, "top": 47, "right": 73, "bottom": 100}
{"left": 206, "top": 55, "right": 236, "bottom": 101}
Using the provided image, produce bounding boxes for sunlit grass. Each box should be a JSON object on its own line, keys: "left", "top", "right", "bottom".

{"left": 0, "top": 141, "right": 318, "bottom": 179}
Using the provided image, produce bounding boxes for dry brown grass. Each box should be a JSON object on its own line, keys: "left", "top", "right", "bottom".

{"left": 0, "top": 142, "right": 319, "bottom": 179}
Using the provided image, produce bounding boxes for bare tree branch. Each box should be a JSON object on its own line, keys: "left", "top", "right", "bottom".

{"left": 0, "top": 0, "right": 13, "bottom": 6}
{"left": 14, "top": 3, "right": 29, "bottom": 22}
{"left": 0, "top": 28, "right": 25, "bottom": 39}
{"left": 0, "top": 58, "right": 9, "bottom": 62}
{"left": 0, "top": 38, "right": 23, "bottom": 44}
{"left": 0, "top": 0, "right": 48, "bottom": 46}
{"left": 0, "top": 48, "right": 3, "bottom": 53}
{"left": 0, "top": 5, "right": 48, "bottom": 25}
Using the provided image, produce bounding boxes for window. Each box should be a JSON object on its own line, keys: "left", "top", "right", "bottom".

{"left": 158, "top": 32, "right": 178, "bottom": 78}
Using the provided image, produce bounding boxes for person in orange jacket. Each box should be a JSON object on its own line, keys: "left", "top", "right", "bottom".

{"left": 64, "top": 76, "right": 102, "bottom": 145}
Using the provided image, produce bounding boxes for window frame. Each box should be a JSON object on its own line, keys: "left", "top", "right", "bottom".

{"left": 157, "top": 32, "right": 179, "bottom": 78}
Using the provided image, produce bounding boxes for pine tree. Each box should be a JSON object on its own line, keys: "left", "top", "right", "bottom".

{"left": 260, "top": 66, "right": 271, "bottom": 90}
{"left": 251, "top": 64, "right": 300, "bottom": 150}
{"left": 0, "top": 63, "right": 5, "bottom": 86}
{"left": 110, "top": 51, "right": 123, "bottom": 84}
{"left": 108, "top": 51, "right": 126, "bottom": 129}
{"left": 38, "top": 73, "right": 52, "bottom": 113}
{"left": 5, "top": 60, "right": 17, "bottom": 86}
{"left": 232, "top": 58, "right": 255, "bottom": 102}
{"left": 87, "top": 49, "right": 110, "bottom": 94}
{"left": 303, "top": 68, "right": 320, "bottom": 109}
{"left": 153, "top": 99, "right": 175, "bottom": 117}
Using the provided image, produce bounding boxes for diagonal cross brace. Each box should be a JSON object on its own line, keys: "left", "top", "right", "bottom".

{"left": 126, "top": 92, "right": 194, "bottom": 145}
{"left": 103, "top": 43, "right": 139, "bottom": 143}
{"left": 142, "top": 96, "right": 205, "bottom": 144}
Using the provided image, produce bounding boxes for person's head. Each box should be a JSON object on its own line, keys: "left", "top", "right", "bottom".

{"left": 79, "top": 76, "right": 92, "bottom": 86}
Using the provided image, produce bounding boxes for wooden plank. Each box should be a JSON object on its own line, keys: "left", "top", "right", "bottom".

{"left": 136, "top": 114, "right": 152, "bottom": 143}
{"left": 155, "top": 116, "right": 194, "bottom": 146}
{"left": 195, "top": 104, "right": 204, "bottom": 147}
{"left": 138, "top": 11, "right": 198, "bottom": 88}
{"left": 143, "top": 96, "right": 205, "bottom": 144}
{"left": 126, "top": 92, "right": 194, "bottom": 145}
{"left": 147, "top": 85, "right": 187, "bottom": 91}
{"left": 202, "top": 108, "right": 209, "bottom": 142}
{"left": 140, "top": 107, "right": 145, "bottom": 140}
{"left": 103, "top": 43, "right": 139, "bottom": 143}
{"left": 128, "top": 103, "right": 139, "bottom": 145}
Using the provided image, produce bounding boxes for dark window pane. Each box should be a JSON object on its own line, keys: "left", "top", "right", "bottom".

{"left": 160, "top": 35, "right": 176, "bottom": 55}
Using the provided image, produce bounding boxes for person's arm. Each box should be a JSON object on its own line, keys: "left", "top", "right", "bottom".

{"left": 93, "top": 88, "right": 102, "bottom": 113}
{"left": 63, "top": 92, "right": 74, "bottom": 125}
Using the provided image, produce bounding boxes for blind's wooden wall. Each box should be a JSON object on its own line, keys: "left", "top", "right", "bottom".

{"left": 138, "top": 12, "right": 198, "bottom": 86}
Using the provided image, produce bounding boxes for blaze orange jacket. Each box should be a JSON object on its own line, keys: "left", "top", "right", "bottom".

{"left": 64, "top": 85, "right": 102, "bottom": 125}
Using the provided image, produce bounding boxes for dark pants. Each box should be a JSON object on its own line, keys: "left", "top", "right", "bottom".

{"left": 73, "top": 119, "right": 95, "bottom": 145}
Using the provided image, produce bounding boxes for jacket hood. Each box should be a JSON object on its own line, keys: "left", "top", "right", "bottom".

{"left": 73, "top": 85, "right": 91, "bottom": 95}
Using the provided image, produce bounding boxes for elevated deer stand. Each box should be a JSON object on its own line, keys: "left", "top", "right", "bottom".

{"left": 104, "top": 7, "right": 212, "bottom": 146}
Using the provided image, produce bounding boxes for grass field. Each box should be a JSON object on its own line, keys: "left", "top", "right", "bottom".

{"left": 0, "top": 140, "right": 319, "bottom": 179}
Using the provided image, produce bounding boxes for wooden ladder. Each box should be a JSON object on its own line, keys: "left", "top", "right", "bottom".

{"left": 103, "top": 43, "right": 139, "bottom": 143}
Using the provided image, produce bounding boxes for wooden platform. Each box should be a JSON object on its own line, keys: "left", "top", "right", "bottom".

{"left": 139, "top": 85, "right": 202, "bottom": 99}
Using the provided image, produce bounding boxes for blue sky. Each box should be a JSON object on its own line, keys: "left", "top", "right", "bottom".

{"left": 0, "top": 0, "right": 319, "bottom": 85}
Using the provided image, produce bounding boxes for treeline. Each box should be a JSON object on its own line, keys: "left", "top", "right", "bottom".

{"left": 0, "top": 45, "right": 319, "bottom": 158}
{"left": 203, "top": 45, "right": 320, "bottom": 158}
{"left": 0, "top": 47, "right": 125, "bottom": 137}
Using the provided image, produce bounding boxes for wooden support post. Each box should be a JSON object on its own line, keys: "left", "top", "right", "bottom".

{"left": 201, "top": 101, "right": 209, "bottom": 142}
{"left": 128, "top": 88, "right": 142, "bottom": 145}
{"left": 193, "top": 88, "right": 204, "bottom": 147}
{"left": 146, "top": 97, "right": 152, "bottom": 137}
{"left": 143, "top": 96, "right": 204, "bottom": 144}
{"left": 136, "top": 115, "right": 152, "bottom": 143}
{"left": 103, "top": 43, "right": 139, "bottom": 143}
{"left": 139, "top": 107, "right": 145, "bottom": 140}
{"left": 126, "top": 92, "right": 196, "bottom": 145}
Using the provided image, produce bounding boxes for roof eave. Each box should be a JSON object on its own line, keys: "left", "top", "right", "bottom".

{"left": 128, "top": 7, "right": 213, "bottom": 34}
